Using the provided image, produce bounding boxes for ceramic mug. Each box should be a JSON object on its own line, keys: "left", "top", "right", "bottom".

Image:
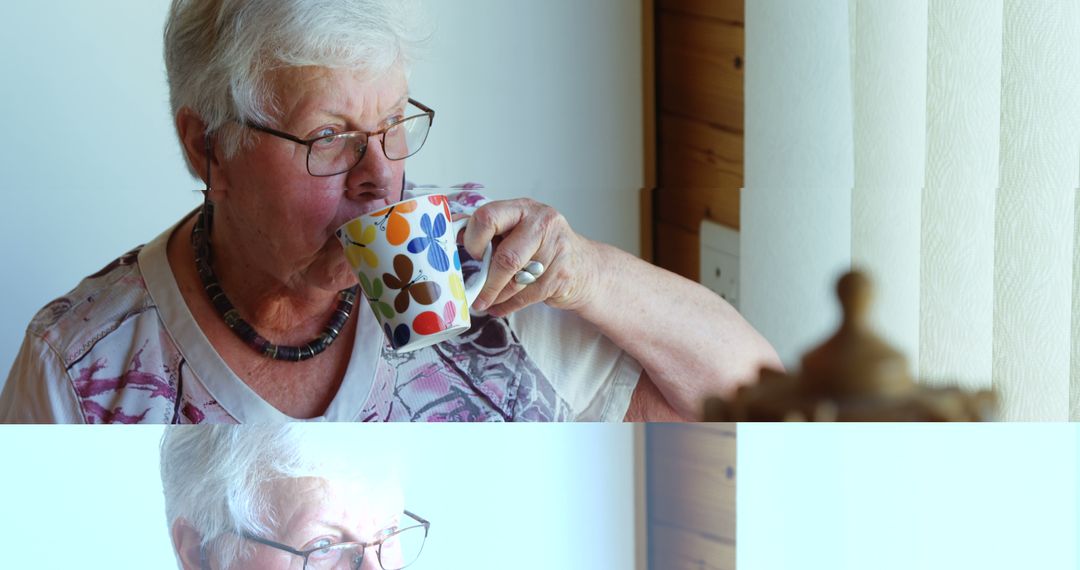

{"left": 336, "top": 194, "right": 492, "bottom": 352}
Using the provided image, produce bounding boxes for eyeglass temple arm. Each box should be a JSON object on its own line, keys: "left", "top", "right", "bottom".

{"left": 244, "top": 122, "right": 310, "bottom": 145}
{"left": 244, "top": 533, "right": 308, "bottom": 556}
{"left": 403, "top": 509, "right": 430, "bottom": 528}
{"left": 407, "top": 98, "right": 434, "bottom": 126}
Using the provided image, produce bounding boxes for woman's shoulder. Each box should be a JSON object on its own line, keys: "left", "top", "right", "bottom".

{"left": 26, "top": 245, "right": 154, "bottom": 363}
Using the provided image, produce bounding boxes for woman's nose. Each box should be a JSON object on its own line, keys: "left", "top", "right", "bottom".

{"left": 344, "top": 137, "right": 397, "bottom": 202}
{"left": 359, "top": 548, "right": 382, "bottom": 570}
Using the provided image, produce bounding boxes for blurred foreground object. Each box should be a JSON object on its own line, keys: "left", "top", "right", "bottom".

{"left": 704, "top": 271, "right": 996, "bottom": 421}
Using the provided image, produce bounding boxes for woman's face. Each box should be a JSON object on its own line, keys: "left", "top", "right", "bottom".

{"left": 231, "top": 476, "right": 405, "bottom": 570}
{"left": 214, "top": 65, "right": 409, "bottom": 292}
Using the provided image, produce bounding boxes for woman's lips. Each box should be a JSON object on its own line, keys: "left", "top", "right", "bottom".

{"left": 331, "top": 200, "right": 389, "bottom": 233}
{"left": 356, "top": 200, "right": 390, "bottom": 217}
{"left": 346, "top": 199, "right": 391, "bottom": 224}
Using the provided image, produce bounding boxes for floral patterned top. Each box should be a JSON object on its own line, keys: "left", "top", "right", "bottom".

{"left": 0, "top": 189, "right": 640, "bottom": 423}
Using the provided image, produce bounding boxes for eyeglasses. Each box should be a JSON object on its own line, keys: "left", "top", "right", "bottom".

{"left": 241, "top": 510, "right": 429, "bottom": 570}
{"left": 244, "top": 98, "right": 434, "bottom": 177}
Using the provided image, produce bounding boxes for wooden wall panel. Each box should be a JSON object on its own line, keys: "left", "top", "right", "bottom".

{"left": 658, "top": 0, "right": 744, "bottom": 23}
{"left": 651, "top": 1, "right": 743, "bottom": 282}
{"left": 656, "top": 220, "right": 701, "bottom": 281}
{"left": 650, "top": 525, "right": 736, "bottom": 570}
{"left": 659, "top": 113, "right": 742, "bottom": 190}
{"left": 647, "top": 424, "right": 736, "bottom": 570}
{"left": 657, "top": 187, "right": 740, "bottom": 234}
{"left": 648, "top": 424, "right": 736, "bottom": 537}
{"left": 658, "top": 12, "right": 744, "bottom": 132}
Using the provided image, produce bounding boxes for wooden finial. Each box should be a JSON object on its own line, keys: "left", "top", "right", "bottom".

{"left": 801, "top": 270, "right": 913, "bottom": 398}
{"left": 837, "top": 270, "right": 872, "bottom": 331}
{"left": 703, "top": 270, "right": 996, "bottom": 421}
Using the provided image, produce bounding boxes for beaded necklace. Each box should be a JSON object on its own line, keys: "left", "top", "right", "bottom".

{"left": 191, "top": 199, "right": 358, "bottom": 362}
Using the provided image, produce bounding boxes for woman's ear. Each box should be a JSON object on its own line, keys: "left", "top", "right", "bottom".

{"left": 175, "top": 108, "right": 230, "bottom": 199}
{"left": 171, "top": 518, "right": 207, "bottom": 570}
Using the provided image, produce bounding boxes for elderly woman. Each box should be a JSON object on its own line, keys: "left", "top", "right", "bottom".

{"left": 0, "top": 0, "right": 779, "bottom": 423}
{"left": 163, "top": 425, "right": 424, "bottom": 569}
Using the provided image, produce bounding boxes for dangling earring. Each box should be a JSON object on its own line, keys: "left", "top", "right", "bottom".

{"left": 202, "top": 134, "right": 213, "bottom": 200}
{"left": 195, "top": 133, "right": 215, "bottom": 269}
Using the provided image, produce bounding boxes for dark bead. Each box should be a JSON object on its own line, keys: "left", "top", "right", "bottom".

{"left": 191, "top": 202, "right": 358, "bottom": 362}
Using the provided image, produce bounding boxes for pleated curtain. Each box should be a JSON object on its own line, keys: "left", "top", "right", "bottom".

{"left": 745, "top": 0, "right": 1080, "bottom": 420}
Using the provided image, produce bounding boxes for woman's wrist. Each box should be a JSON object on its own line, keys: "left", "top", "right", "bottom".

{"left": 553, "top": 237, "right": 611, "bottom": 317}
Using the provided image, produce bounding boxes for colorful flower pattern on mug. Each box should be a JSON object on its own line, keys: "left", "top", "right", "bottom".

{"left": 357, "top": 273, "right": 394, "bottom": 319}
{"left": 336, "top": 223, "right": 379, "bottom": 268}
{"left": 406, "top": 213, "right": 452, "bottom": 271}
{"left": 382, "top": 254, "right": 441, "bottom": 314}
{"left": 339, "top": 196, "right": 471, "bottom": 350}
{"left": 369, "top": 201, "right": 418, "bottom": 245}
{"left": 448, "top": 272, "right": 468, "bottom": 321}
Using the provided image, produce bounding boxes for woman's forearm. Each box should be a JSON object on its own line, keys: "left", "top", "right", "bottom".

{"left": 574, "top": 240, "right": 784, "bottom": 419}
{"left": 459, "top": 197, "right": 782, "bottom": 418}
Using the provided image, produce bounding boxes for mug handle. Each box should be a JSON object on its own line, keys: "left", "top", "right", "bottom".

{"left": 452, "top": 216, "right": 493, "bottom": 306}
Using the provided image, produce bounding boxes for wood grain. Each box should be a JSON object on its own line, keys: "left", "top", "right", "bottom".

{"left": 657, "top": 187, "right": 740, "bottom": 234}
{"left": 649, "top": 1, "right": 743, "bottom": 283}
{"left": 659, "top": 0, "right": 744, "bottom": 24}
{"left": 659, "top": 113, "right": 743, "bottom": 189}
{"left": 655, "top": 220, "right": 700, "bottom": 281}
{"left": 648, "top": 424, "right": 736, "bottom": 541}
{"left": 658, "top": 12, "right": 744, "bottom": 132}
{"left": 650, "top": 524, "right": 736, "bottom": 570}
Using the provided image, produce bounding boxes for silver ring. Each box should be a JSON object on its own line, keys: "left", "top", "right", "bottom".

{"left": 514, "top": 260, "right": 545, "bottom": 285}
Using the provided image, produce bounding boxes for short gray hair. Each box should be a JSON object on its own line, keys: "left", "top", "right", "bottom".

{"left": 163, "top": 0, "right": 430, "bottom": 174}
{"left": 160, "top": 425, "right": 402, "bottom": 569}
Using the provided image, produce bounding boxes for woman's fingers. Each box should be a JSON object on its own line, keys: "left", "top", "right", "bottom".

{"left": 461, "top": 199, "right": 529, "bottom": 260}
{"left": 467, "top": 200, "right": 541, "bottom": 311}
{"left": 464, "top": 197, "right": 589, "bottom": 315}
{"left": 472, "top": 220, "right": 545, "bottom": 311}
{"left": 489, "top": 239, "right": 558, "bottom": 307}
{"left": 487, "top": 260, "right": 562, "bottom": 317}
{"left": 487, "top": 231, "right": 590, "bottom": 316}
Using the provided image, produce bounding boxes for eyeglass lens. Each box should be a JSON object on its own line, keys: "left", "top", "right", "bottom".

{"left": 303, "top": 525, "right": 426, "bottom": 570}
{"left": 307, "top": 115, "right": 432, "bottom": 176}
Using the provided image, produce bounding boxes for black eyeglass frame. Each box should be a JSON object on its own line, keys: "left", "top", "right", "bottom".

{"left": 243, "top": 98, "right": 435, "bottom": 177}
{"left": 239, "top": 509, "right": 430, "bottom": 570}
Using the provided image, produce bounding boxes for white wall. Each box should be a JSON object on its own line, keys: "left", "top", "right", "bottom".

{"left": 0, "top": 0, "right": 198, "bottom": 380}
{"left": 0, "top": 424, "right": 636, "bottom": 569}
{"left": 739, "top": 424, "right": 1077, "bottom": 570}
{"left": 742, "top": 0, "right": 854, "bottom": 368}
{"left": 0, "top": 0, "right": 642, "bottom": 385}
{"left": 407, "top": 0, "right": 643, "bottom": 252}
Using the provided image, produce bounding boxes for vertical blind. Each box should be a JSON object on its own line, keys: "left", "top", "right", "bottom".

{"left": 746, "top": 0, "right": 1079, "bottom": 420}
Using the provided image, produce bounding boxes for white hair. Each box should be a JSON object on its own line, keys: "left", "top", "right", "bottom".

{"left": 160, "top": 424, "right": 403, "bottom": 569}
{"left": 163, "top": 0, "right": 430, "bottom": 176}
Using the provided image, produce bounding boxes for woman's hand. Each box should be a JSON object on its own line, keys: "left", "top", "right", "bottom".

{"left": 461, "top": 198, "right": 599, "bottom": 317}
{"left": 461, "top": 195, "right": 782, "bottom": 421}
